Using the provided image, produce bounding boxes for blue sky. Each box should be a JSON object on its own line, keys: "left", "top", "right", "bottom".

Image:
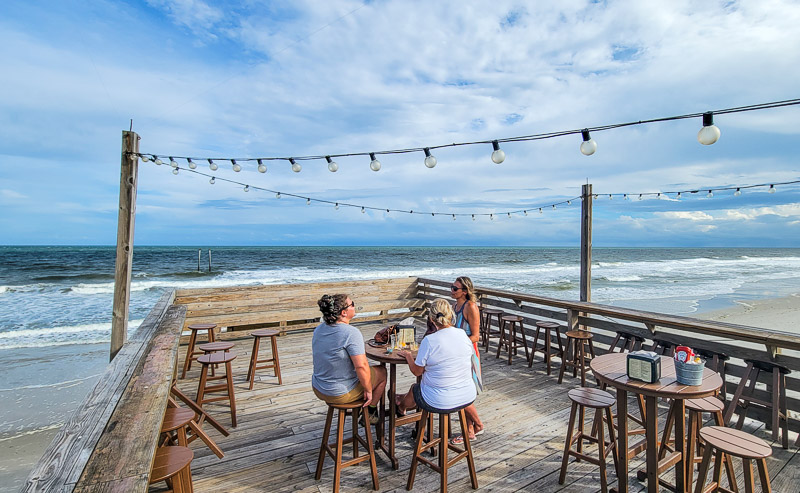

{"left": 1, "top": 0, "right": 799, "bottom": 246}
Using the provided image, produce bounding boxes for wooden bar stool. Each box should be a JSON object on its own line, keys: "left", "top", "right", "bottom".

{"left": 559, "top": 388, "right": 617, "bottom": 493}
{"left": 181, "top": 323, "right": 216, "bottom": 379}
{"left": 246, "top": 328, "right": 283, "bottom": 390}
{"left": 651, "top": 396, "right": 736, "bottom": 490}
{"left": 160, "top": 407, "right": 195, "bottom": 447}
{"left": 695, "top": 426, "right": 772, "bottom": 493}
{"left": 196, "top": 351, "right": 237, "bottom": 427}
{"left": 314, "top": 401, "right": 379, "bottom": 493}
{"left": 481, "top": 308, "right": 504, "bottom": 353}
{"left": 406, "top": 401, "right": 478, "bottom": 493}
{"left": 149, "top": 446, "right": 194, "bottom": 493}
{"left": 495, "top": 315, "right": 530, "bottom": 365}
{"left": 608, "top": 330, "right": 644, "bottom": 353}
{"left": 198, "top": 341, "right": 233, "bottom": 377}
{"left": 724, "top": 358, "right": 790, "bottom": 449}
{"left": 696, "top": 348, "right": 730, "bottom": 400}
{"left": 558, "top": 330, "right": 595, "bottom": 387}
{"left": 528, "top": 321, "right": 564, "bottom": 375}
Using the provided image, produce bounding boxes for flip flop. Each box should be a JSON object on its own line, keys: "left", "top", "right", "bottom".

{"left": 474, "top": 429, "right": 485, "bottom": 436}
{"left": 450, "top": 434, "right": 477, "bottom": 445}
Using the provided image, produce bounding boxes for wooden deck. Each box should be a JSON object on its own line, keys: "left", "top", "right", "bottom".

{"left": 165, "top": 320, "right": 800, "bottom": 493}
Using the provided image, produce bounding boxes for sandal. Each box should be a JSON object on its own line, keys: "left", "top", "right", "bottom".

{"left": 450, "top": 434, "right": 477, "bottom": 445}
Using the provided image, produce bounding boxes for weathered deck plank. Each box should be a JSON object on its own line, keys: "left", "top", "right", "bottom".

{"left": 159, "top": 321, "right": 800, "bottom": 493}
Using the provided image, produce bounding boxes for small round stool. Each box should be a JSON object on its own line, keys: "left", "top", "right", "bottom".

{"left": 315, "top": 401, "right": 379, "bottom": 493}
{"left": 181, "top": 323, "right": 216, "bottom": 378}
{"left": 160, "top": 408, "right": 196, "bottom": 447}
{"left": 724, "top": 358, "right": 791, "bottom": 449}
{"left": 246, "top": 329, "right": 283, "bottom": 390}
{"left": 696, "top": 348, "right": 730, "bottom": 400}
{"left": 149, "top": 445, "right": 194, "bottom": 493}
{"left": 196, "top": 351, "right": 237, "bottom": 427}
{"left": 559, "top": 388, "right": 617, "bottom": 493}
{"left": 695, "top": 426, "right": 772, "bottom": 493}
{"left": 198, "top": 341, "right": 234, "bottom": 377}
{"left": 495, "top": 315, "right": 530, "bottom": 365}
{"left": 406, "top": 401, "right": 478, "bottom": 492}
{"left": 481, "top": 308, "right": 504, "bottom": 353}
{"left": 528, "top": 321, "right": 564, "bottom": 375}
{"left": 558, "top": 330, "right": 595, "bottom": 387}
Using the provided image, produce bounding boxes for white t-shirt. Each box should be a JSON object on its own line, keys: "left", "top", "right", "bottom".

{"left": 415, "top": 325, "right": 477, "bottom": 409}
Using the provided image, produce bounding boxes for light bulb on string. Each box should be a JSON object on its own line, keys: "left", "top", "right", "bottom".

{"left": 539, "top": 208, "right": 543, "bottom": 214}
{"left": 567, "top": 200, "right": 572, "bottom": 205}
{"left": 276, "top": 192, "right": 281, "bottom": 199}
{"left": 472, "top": 214, "right": 475, "bottom": 221}
{"left": 154, "top": 155, "right": 163, "bottom": 165}
{"left": 257, "top": 159, "right": 267, "bottom": 173}
{"left": 769, "top": 184, "right": 776, "bottom": 193}
{"left": 361, "top": 207, "right": 366, "bottom": 213}
{"left": 638, "top": 194, "right": 643, "bottom": 200}
{"left": 140, "top": 154, "right": 150, "bottom": 162}
{"left": 553, "top": 204, "right": 556, "bottom": 209}
{"left": 707, "top": 190, "right": 713, "bottom": 198}
{"left": 524, "top": 210, "right": 528, "bottom": 216}
{"left": 657, "top": 193, "right": 661, "bottom": 198}
{"left": 290, "top": 158, "right": 301, "bottom": 173}
{"left": 677, "top": 192, "right": 682, "bottom": 199}
{"left": 490, "top": 214, "right": 494, "bottom": 220}
{"left": 369, "top": 153, "right": 381, "bottom": 171}
{"left": 208, "top": 159, "right": 218, "bottom": 171}
{"left": 490, "top": 140, "right": 505, "bottom": 164}
{"left": 507, "top": 213, "right": 512, "bottom": 218}
{"left": 431, "top": 213, "right": 435, "bottom": 217}
{"left": 169, "top": 157, "right": 178, "bottom": 168}
{"left": 335, "top": 203, "right": 339, "bottom": 210}
{"left": 734, "top": 188, "right": 741, "bottom": 197}
{"left": 231, "top": 159, "right": 241, "bottom": 172}
{"left": 452, "top": 214, "right": 456, "bottom": 221}
{"left": 623, "top": 194, "right": 628, "bottom": 200}
{"left": 423, "top": 148, "right": 437, "bottom": 168}
{"left": 243, "top": 185, "right": 249, "bottom": 192}
{"left": 326, "top": 156, "right": 338, "bottom": 172}
{"left": 172, "top": 168, "right": 179, "bottom": 175}
{"left": 697, "top": 112, "right": 721, "bottom": 145}
{"left": 580, "top": 129, "right": 597, "bottom": 156}
{"left": 187, "top": 158, "right": 197, "bottom": 169}
{"left": 209, "top": 177, "right": 215, "bottom": 185}
{"left": 306, "top": 198, "right": 311, "bottom": 205}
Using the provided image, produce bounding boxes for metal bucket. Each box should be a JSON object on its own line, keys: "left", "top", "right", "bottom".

{"left": 674, "top": 359, "right": 705, "bottom": 386}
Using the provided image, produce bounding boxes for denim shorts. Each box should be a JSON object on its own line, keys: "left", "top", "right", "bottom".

{"left": 412, "top": 383, "right": 473, "bottom": 414}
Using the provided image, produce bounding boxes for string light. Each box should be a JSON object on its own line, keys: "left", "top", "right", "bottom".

{"left": 638, "top": 194, "right": 643, "bottom": 200}
{"left": 169, "top": 157, "right": 178, "bottom": 168}
{"left": 276, "top": 192, "right": 281, "bottom": 199}
{"left": 490, "top": 214, "right": 494, "bottom": 220}
{"left": 187, "top": 158, "right": 197, "bottom": 169}
{"left": 452, "top": 214, "right": 456, "bottom": 220}
{"left": 290, "top": 158, "right": 301, "bottom": 173}
{"left": 769, "top": 184, "right": 776, "bottom": 193}
{"left": 208, "top": 159, "right": 218, "bottom": 171}
{"left": 734, "top": 188, "right": 741, "bottom": 196}
{"left": 361, "top": 206, "right": 366, "bottom": 213}
{"left": 472, "top": 214, "right": 475, "bottom": 221}
{"left": 209, "top": 176, "right": 215, "bottom": 184}
{"left": 423, "top": 148, "right": 437, "bottom": 168}
{"left": 172, "top": 168, "right": 179, "bottom": 175}
{"left": 137, "top": 99, "right": 800, "bottom": 172}
{"left": 232, "top": 159, "right": 241, "bottom": 172}
{"left": 369, "top": 153, "right": 381, "bottom": 172}
{"left": 243, "top": 184, "right": 249, "bottom": 192}
{"left": 257, "top": 159, "right": 267, "bottom": 173}
{"left": 580, "top": 129, "right": 597, "bottom": 156}
{"left": 697, "top": 112, "right": 721, "bottom": 145}
{"left": 491, "top": 141, "right": 505, "bottom": 164}
{"left": 524, "top": 210, "right": 528, "bottom": 216}
{"left": 153, "top": 156, "right": 163, "bottom": 165}
{"left": 677, "top": 192, "right": 681, "bottom": 199}
{"left": 306, "top": 198, "right": 311, "bottom": 205}
{"left": 539, "top": 208, "right": 543, "bottom": 214}
{"left": 335, "top": 202, "right": 339, "bottom": 209}
{"left": 326, "top": 156, "right": 338, "bottom": 172}
{"left": 608, "top": 194, "right": 613, "bottom": 200}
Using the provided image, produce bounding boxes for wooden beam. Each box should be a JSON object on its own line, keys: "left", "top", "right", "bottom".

{"left": 110, "top": 131, "right": 139, "bottom": 361}
{"left": 580, "top": 183, "right": 592, "bottom": 303}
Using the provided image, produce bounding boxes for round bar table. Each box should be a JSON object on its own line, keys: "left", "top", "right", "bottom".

{"left": 590, "top": 353, "right": 722, "bottom": 493}
{"left": 365, "top": 342, "right": 424, "bottom": 470}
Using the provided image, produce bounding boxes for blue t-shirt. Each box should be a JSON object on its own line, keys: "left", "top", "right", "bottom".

{"left": 311, "top": 322, "right": 365, "bottom": 396}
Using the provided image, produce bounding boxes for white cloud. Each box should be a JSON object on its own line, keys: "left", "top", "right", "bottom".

{"left": 656, "top": 211, "right": 714, "bottom": 221}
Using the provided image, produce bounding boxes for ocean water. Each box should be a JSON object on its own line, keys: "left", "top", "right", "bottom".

{"left": 2, "top": 246, "right": 800, "bottom": 489}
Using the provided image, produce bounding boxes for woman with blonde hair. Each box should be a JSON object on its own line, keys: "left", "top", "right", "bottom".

{"left": 395, "top": 298, "right": 483, "bottom": 439}
{"left": 450, "top": 276, "right": 485, "bottom": 443}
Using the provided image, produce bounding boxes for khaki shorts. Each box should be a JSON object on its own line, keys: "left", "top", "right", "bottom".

{"left": 314, "top": 366, "right": 379, "bottom": 405}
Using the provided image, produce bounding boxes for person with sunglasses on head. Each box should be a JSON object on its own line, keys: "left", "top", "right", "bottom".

{"left": 449, "top": 276, "right": 485, "bottom": 443}
{"left": 395, "top": 298, "right": 483, "bottom": 441}
{"left": 312, "top": 294, "right": 387, "bottom": 425}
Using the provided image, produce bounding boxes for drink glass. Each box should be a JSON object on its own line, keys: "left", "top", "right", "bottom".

{"left": 389, "top": 334, "right": 396, "bottom": 349}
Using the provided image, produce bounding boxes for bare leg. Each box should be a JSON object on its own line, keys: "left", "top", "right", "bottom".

{"left": 396, "top": 386, "right": 416, "bottom": 414}
{"left": 368, "top": 366, "right": 387, "bottom": 407}
{"left": 464, "top": 404, "right": 483, "bottom": 437}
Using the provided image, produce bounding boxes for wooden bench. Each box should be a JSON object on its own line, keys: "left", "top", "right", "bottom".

{"left": 174, "top": 277, "right": 424, "bottom": 339}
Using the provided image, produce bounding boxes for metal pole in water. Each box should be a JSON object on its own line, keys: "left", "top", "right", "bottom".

{"left": 198, "top": 249, "right": 201, "bottom": 272}
{"left": 208, "top": 249, "right": 212, "bottom": 272}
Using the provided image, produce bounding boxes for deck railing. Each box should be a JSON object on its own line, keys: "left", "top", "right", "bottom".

{"left": 24, "top": 276, "right": 799, "bottom": 491}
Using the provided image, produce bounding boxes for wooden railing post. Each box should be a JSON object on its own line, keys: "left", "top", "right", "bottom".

{"left": 110, "top": 131, "right": 139, "bottom": 361}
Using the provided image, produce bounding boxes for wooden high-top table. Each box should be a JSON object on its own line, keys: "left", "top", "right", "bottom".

{"left": 590, "top": 353, "right": 722, "bottom": 493}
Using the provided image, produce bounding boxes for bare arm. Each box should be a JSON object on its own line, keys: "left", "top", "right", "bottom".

{"left": 465, "top": 301, "right": 481, "bottom": 343}
{"left": 398, "top": 350, "right": 425, "bottom": 377}
{"left": 350, "top": 353, "right": 373, "bottom": 407}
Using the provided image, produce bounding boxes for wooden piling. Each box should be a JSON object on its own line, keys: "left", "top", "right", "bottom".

{"left": 110, "top": 131, "right": 139, "bottom": 361}
{"left": 580, "top": 183, "right": 592, "bottom": 303}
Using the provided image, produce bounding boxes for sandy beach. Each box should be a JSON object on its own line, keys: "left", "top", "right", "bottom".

{"left": 3, "top": 292, "right": 799, "bottom": 491}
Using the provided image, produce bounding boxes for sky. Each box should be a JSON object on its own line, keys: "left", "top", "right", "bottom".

{"left": 1, "top": 0, "right": 799, "bottom": 247}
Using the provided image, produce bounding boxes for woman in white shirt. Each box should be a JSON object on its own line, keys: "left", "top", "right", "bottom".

{"left": 396, "top": 298, "right": 483, "bottom": 440}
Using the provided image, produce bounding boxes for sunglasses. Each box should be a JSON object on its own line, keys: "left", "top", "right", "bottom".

{"left": 450, "top": 285, "right": 463, "bottom": 291}
{"left": 346, "top": 301, "right": 355, "bottom": 308}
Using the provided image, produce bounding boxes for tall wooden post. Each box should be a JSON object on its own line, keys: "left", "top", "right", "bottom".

{"left": 580, "top": 184, "right": 593, "bottom": 303}
{"left": 110, "top": 131, "right": 139, "bottom": 361}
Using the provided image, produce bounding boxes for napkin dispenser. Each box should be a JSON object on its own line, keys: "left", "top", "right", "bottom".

{"left": 397, "top": 317, "right": 416, "bottom": 346}
{"left": 627, "top": 351, "right": 661, "bottom": 383}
